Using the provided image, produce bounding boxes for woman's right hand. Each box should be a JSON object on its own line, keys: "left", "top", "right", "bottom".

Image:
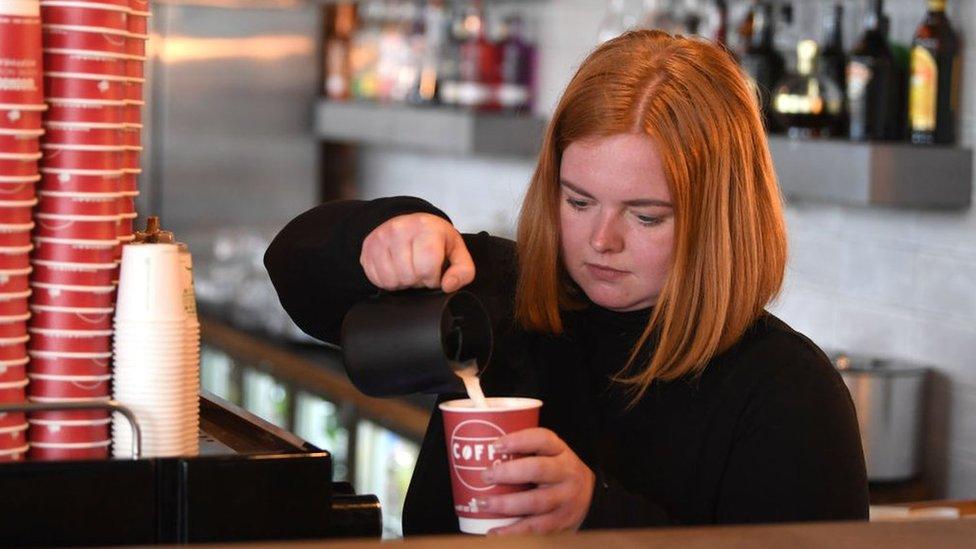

{"left": 360, "top": 213, "right": 475, "bottom": 293}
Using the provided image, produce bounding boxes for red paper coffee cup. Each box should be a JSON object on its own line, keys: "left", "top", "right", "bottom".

{"left": 37, "top": 191, "right": 120, "bottom": 215}
{"left": 439, "top": 397, "right": 543, "bottom": 535}
{"left": 120, "top": 125, "right": 139, "bottom": 147}
{"left": 0, "top": 314, "right": 27, "bottom": 337}
{"left": 28, "top": 417, "right": 111, "bottom": 443}
{"left": 0, "top": 342, "right": 27, "bottom": 363}
{"left": 0, "top": 152, "right": 41, "bottom": 176}
{"left": 40, "top": 4, "right": 129, "bottom": 30}
{"left": 34, "top": 213, "right": 119, "bottom": 240}
{"left": 116, "top": 194, "right": 134, "bottom": 215}
{"left": 0, "top": 289, "right": 30, "bottom": 316}
{"left": 0, "top": 180, "right": 36, "bottom": 201}
{"left": 30, "top": 306, "right": 113, "bottom": 331}
{"left": 0, "top": 356, "right": 28, "bottom": 382}
{"left": 0, "top": 422, "right": 27, "bottom": 449}
{"left": 122, "top": 101, "right": 140, "bottom": 125}
{"left": 119, "top": 170, "right": 136, "bottom": 192}
{"left": 28, "top": 393, "right": 111, "bottom": 421}
{"left": 120, "top": 146, "right": 139, "bottom": 170}
{"left": 0, "top": 377, "right": 27, "bottom": 403}
{"left": 32, "top": 238, "right": 119, "bottom": 264}
{"left": 0, "top": 266, "right": 31, "bottom": 293}
{"left": 0, "top": 409, "right": 25, "bottom": 428}
{"left": 116, "top": 215, "right": 133, "bottom": 236}
{"left": 0, "top": 197, "right": 37, "bottom": 223}
{"left": 44, "top": 74, "right": 126, "bottom": 102}
{"left": 0, "top": 244, "right": 31, "bottom": 268}
{"left": 39, "top": 169, "right": 121, "bottom": 193}
{"left": 123, "top": 79, "right": 143, "bottom": 102}
{"left": 0, "top": 444, "right": 27, "bottom": 461}
{"left": 26, "top": 352, "right": 110, "bottom": 376}
{"left": 45, "top": 99, "right": 124, "bottom": 124}
{"left": 0, "top": 228, "right": 31, "bottom": 247}
{"left": 30, "top": 282, "right": 115, "bottom": 308}
{"left": 29, "top": 438, "right": 110, "bottom": 460}
{"left": 28, "top": 328, "right": 113, "bottom": 353}
{"left": 41, "top": 145, "right": 123, "bottom": 171}
{"left": 127, "top": 11, "right": 149, "bottom": 35}
{"left": 31, "top": 259, "right": 117, "bottom": 286}
{"left": 43, "top": 50, "right": 125, "bottom": 77}
{"left": 0, "top": 105, "right": 46, "bottom": 130}
{"left": 42, "top": 25, "right": 129, "bottom": 54}
{"left": 42, "top": 123, "right": 123, "bottom": 147}
{"left": 0, "top": 129, "right": 43, "bottom": 154}
{"left": 125, "top": 34, "right": 146, "bottom": 57}
{"left": 124, "top": 57, "right": 142, "bottom": 78}
{"left": 27, "top": 372, "right": 111, "bottom": 399}
{"left": 0, "top": 3, "right": 43, "bottom": 105}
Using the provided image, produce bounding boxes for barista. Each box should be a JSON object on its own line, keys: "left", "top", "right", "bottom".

{"left": 265, "top": 30, "right": 869, "bottom": 536}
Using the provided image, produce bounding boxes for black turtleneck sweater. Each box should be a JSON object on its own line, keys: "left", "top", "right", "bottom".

{"left": 264, "top": 197, "right": 869, "bottom": 536}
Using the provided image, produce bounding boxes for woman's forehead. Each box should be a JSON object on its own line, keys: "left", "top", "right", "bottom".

{"left": 560, "top": 133, "right": 670, "bottom": 202}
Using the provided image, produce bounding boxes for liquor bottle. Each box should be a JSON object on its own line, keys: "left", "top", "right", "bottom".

{"left": 713, "top": 0, "right": 729, "bottom": 46}
{"left": 350, "top": 0, "right": 383, "bottom": 101}
{"left": 497, "top": 13, "right": 535, "bottom": 112}
{"left": 847, "top": 0, "right": 901, "bottom": 141}
{"left": 438, "top": 1, "right": 467, "bottom": 106}
{"left": 457, "top": 0, "right": 500, "bottom": 110}
{"left": 820, "top": 1, "right": 847, "bottom": 137}
{"left": 772, "top": 39, "right": 843, "bottom": 138}
{"left": 739, "top": 1, "right": 785, "bottom": 132}
{"left": 409, "top": 0, "right": 446, "bottom": 104}
{"left": 909, "top": 0, "right": 960, "bottom": 145}
{"left": 325, "top": 1, "right": 357, "bottom": 101}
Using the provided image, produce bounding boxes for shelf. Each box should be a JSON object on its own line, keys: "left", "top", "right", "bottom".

{"left": 315, "top": 100, "right": 546, "bottom": 158}
{"left": 768, "top": 137, "right": 973, "bottom": 210}
{"left": 316, "top": 101, "right": 972, "bottom": 211}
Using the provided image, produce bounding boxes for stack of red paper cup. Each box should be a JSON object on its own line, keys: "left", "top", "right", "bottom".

{"left": 0, "top": 0, "right": 46, "bottom": 462}
{"left": 24, "top": 0, "right": 147, "bottom": 460}
{"left": 119, "top": 0, "right": 146, "bottom": 245}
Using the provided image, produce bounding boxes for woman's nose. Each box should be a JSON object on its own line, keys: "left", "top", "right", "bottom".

{"left": 590, "top": 214, "right": 624, "bottom": 254}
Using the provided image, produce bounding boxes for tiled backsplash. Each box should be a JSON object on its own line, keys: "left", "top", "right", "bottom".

{"left": 357, "top": 0, "right": 976, "bottom": 498}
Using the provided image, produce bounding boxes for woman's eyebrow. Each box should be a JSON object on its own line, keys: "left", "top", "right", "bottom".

{"left": 559, "top": 179, "right": 673, "bottom": 208}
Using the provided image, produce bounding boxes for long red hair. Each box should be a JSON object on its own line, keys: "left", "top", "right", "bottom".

{"left": 515, "top": 30, "right": 787, "bottom": 403}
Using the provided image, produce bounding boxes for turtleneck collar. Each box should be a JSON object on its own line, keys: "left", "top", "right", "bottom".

{"left": 582, "top": 301, "right": 653, "bottom": 337}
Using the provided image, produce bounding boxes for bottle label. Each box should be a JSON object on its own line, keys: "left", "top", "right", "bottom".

{"left": 909, "top": 46, "right": 937, "bottom": 132}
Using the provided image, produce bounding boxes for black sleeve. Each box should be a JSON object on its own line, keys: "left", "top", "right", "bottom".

{"left": 263, "top": 197, "right": 450, "bottom": 345}
{"left": 581, "top": 469, "right": 673, "bottom": 529}
{"left": 713, "top": 347, "right": 870, "bottom": 524}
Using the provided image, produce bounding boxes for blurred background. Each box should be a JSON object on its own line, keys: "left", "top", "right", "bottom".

{"left": 132, "top": 0, "right": 973, "bottom": 538}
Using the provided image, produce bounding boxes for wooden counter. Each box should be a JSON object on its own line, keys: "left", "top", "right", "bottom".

{"left": 187, "top": 518, "right": 976, "bottom": 548}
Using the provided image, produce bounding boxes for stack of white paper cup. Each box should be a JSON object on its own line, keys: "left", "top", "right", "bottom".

{"left": 111, "top": 242, "right": 196, "bottom": 457}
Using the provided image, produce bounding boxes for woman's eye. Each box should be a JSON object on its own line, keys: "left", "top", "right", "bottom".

{"left": 566, "top": 198, "right": 589, "bottom": 210}
{"left": 636, "top": 214, "right": 663, "bottom": 227}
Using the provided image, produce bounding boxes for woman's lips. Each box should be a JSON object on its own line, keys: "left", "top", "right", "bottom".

{"left": 585, "top": 263, "right": 628, "bottom": 281}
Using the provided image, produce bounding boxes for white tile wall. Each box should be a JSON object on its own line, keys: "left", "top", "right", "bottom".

{"left": 354, "top": 0, "right": 976, "bottom": 498}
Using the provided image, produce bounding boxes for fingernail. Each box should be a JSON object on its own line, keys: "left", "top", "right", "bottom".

{"left": 481, "top": 469, "right": 494, "bottom": 482}
{"left": 476, "top": 498, "right": 491, "bottom": 510}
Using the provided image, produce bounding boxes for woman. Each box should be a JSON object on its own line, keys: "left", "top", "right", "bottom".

{"left": 265, "top": 30, "right": 869, "bottom": 536}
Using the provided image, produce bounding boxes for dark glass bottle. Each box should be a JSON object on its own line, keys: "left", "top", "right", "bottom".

{"left": 739, "top": 1, "right": 785, "bottom": 133}
{"left": 772, "top": 40, "right": 844, "bottom": 138}
{"left": 846, "top": 0, "right": 901, "bottom": 141}
{"left": 909, "top": 0, "right": 960, "bottom": 145}
{"left": 820, "top": 2, "right": 847, "bottom": 137}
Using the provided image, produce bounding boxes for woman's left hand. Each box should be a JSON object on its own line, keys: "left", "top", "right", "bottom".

{"left": 479, "top": 428, "right": 595, "bottom": 536}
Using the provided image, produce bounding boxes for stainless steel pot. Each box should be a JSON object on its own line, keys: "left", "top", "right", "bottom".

{"left": 835, "top": 354, "right": 928, "bottom": 482}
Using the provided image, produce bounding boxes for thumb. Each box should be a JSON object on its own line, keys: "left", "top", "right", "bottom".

{"left": 441, "top": 232, "right": 475, "bottom": 293}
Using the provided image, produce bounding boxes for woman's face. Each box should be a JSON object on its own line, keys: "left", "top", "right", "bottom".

{"left": 559, "top": 133, "right": 675, "bottom": 312}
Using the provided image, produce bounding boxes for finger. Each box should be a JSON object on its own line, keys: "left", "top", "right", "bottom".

{"left": 441, "top": 233, "right": 475, "bottom": 293}
{"left": 388, "top": 240, "right": 416, "bottom": 287}
{"left": 488, "top": 514, "right": 562, "bottom": 536}
{"left": 484, "top": 456, "right": 564, "bottom": 486}
{"left": 484, "top": 485, "right": 562, "bottom": 517}
{"left": 412, "top": 233, "right": 446, "bottom": 288}
{"left": 494, "top": 428, "right": 565, "bottom": 457}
